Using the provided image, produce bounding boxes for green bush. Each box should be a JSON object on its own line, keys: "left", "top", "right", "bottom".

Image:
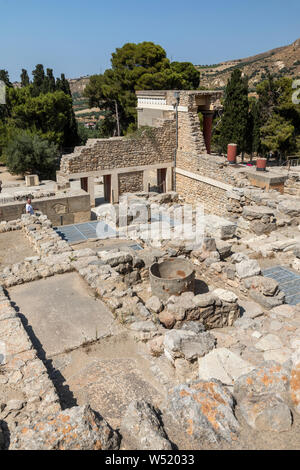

{"left": 4, "top": 131, "right": 59, "bottom": 178}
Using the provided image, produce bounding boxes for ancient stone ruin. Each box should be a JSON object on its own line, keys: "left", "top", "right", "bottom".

{"left": 1, "top": 90, "right": 300, "bottom": 450}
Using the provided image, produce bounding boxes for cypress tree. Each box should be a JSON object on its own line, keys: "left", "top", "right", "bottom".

{"left": 57, "top": 73, "right": 71, "bottom": 96}
{"left": 20, "top": 69, "right": 30, "bottom": 87}
{"left": 0, "top": 70, "right": 12, "bottom": 87}
{"left": 32, "top": 64, "right": 45, "bottom": 96}
{"left": 218, "top": 69, "right": 249, "bottom": 154}
{"left": 43, "top": 68, "right": 56, "bottom": 93}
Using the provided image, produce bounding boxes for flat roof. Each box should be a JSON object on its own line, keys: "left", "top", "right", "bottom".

{"left": 136, "top": 89, "right": 222, "bottom": 97}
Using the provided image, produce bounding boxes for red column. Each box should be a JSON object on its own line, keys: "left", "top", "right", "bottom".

{"left": 202, "top": 112, "right": 214, "bottom": 154}
{"left": 227, "top": 143, "right": 237, "bottom": 164}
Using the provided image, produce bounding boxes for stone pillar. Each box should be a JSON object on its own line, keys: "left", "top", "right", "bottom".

{"left": 87, "top": 176, "right": 95, "bottom": 207}
{"left": 143, "top": 169, "right": 152, "bottom": 192}
{"left": 111, "top": 173, "right": 119, "bottom": 204}
{"left": 166, "top": 167, "right": 173, "bottom": 192}
{"left": 202, "top": 112, "right": 214, "bottom": 154}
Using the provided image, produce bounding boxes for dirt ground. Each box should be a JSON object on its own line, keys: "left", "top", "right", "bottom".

{"left": 0, "top": 231, "right": 35, "bottom": 267}
{"left": 50, "top": 334, "right": 166, "bottom": 431}
{"left": 0, "top": 165, "right": 23, "bottom": 184}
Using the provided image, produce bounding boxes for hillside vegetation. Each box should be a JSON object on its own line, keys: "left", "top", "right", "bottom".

{"left": 197, "top": 38, "right": 300, "bottom": 91}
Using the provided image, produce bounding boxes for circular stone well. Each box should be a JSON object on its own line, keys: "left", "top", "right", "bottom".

{"left": 149, "top": 259, "right": 195, "bottom": 302}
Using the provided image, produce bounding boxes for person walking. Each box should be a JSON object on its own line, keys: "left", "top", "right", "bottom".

{"left": 0, "top": 180, "right": 2, "bottom": 193}
{"left": 25, "top": 198, "right": 34, "bottom": 215}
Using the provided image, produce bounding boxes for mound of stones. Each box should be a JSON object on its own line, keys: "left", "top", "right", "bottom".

{"left": 9, "top": 405, "right": 120, "bottom": 451}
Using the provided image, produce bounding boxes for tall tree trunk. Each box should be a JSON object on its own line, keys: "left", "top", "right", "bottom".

{"left": 115, "top": 100, "right": 120, "bottom": 137}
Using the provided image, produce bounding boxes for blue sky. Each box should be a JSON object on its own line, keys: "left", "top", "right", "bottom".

{"left": 1, "top": 0, "right": 300, "bottom": 82}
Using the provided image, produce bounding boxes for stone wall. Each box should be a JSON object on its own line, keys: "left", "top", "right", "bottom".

{"left": 176, "top": 173, "right": 228, "bottom": 216}
{"left": 60, "top": 120, "right": 176, "bottom": 175}
{"left": 0, "top": 192, "right": 90, "bottom": 225}
{"left": 118, "top": 171, "right": 144, "bottom": 195}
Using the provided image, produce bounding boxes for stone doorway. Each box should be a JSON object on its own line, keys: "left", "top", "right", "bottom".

{"left": 104, "top": 175, "right": 112, "bottom": 203}
{"left": 157, "top": 168, "right": 167, "bottom": 193}
{"left": 80, "top": 177, "right": 88, "bottom": 192}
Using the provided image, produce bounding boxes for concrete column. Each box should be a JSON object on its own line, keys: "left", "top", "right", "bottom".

{"left": 87, "top": 176, "right": 95, "bottom": 207}
{"left": 202, "top": 112, "right": 214, "bottom": 154}
{"left": 166, "top": 167, "right": 173, "bottom": 192}
{"left": 111, "top": 173, "right": 119, "bottom": 203}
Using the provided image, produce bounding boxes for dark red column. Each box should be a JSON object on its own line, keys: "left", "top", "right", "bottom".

{"left": 202, "top": 112, "right": 214, "bottom": 154}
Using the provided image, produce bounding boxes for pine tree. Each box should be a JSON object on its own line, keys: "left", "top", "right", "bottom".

{"left": 218, "top": 69, "right": 249, "bottom": 154}
{"left": 20, "top": 69, "right": 30, "bottom": 87}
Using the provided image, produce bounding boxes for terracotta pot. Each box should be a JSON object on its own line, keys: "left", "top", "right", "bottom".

{"left": 256, "top": 158, "right": 267, "bottom": 171}
{"left": 227, "top": 144, "right": 237, "bottom": 164}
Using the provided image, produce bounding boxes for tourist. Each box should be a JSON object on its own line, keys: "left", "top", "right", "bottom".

{"left": 0, "top": 180, "right": 2, "bottom": 193}
{"left": 26, "top": 198, "right": 34, "bottom": 215}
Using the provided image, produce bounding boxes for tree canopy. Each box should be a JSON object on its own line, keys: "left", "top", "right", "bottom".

{"left": 5, "top": 131, "right": 59, "bottom": 178}
{"left": 84, "top": 42, "right": 200, "bottom": 135}
{"left": 213, "top": 71, "right": 300, "bottom": 158}
{"left": 0, "top": 66, "right": 79, "bottom": 163}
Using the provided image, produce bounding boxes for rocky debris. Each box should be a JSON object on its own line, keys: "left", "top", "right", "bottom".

{"left": 243, "top": 206, "right": 275, "bottom": 220}
{"left": 148, "top": 335, "right": 165, "bottom": 357}
{"left": 235, "top": 259, "right": 261, "bottom": 280}
{"left": 146, "top": 296, "right": 163, "bottom": 314}
{"left": 216, "top": 240, "right": 232, "bottom": 259}
{"left": 238, "top": 394, "right": 292, "bottom": 432}
{"left": 97, "top": 250, "right": 133, "bottom": 268}
{"left": 21, "top": 214, "right": 71, "bottom": 255}
{"left": 239, "top": 300, "right": 264, "bottom": 319}
{"left": 244, "top": 276, "right": 279, "bottom": 297}
{"left": 278, "top": 199, "right": 300, "bottom": 218}
{"left": 198, "top": 215, "right": 237, "bottom": 240}
{"left": 165, "top": 290, "right": 239, "bottom": 330}
{"left": 242, "top": 275, "right": 285, "bottom": 310}
{"left": 166, "top": 380, "right": 239, "bottom": 444}
{"left": 181, "top": 321, "right": 206, "bottom": 334}
{"left": 290, "top": 351, "right": 300, "bottom": 415}
{"left": 242, "top": 206, "right": 277, "bottom": 235}
{"left": 270, "top": 304, "right": 296, "bottom": 318}
{"left": 0, "top": 220, "right": 22, "bottom": 233}
{"left": 120, "top": 401, "right": 172, "bottom": 450}
{"left": 213, "top": 289, "right": 238, "bottom": 303}
{"left": 255, "top": 334, "right": 283, "bottom": 352}
{"left": 158, "top": 310, "right": 176, "bottom": 329}
{"left": 249, "top": 290, "right": 285, "bottom": 310}
{"left": 164, "top": 329, "right": 215, "bottom": 364}
{"left": 233, "top": 361, "right": 296, "bottom": 432}
{"left": 72, "top": 248, "right": 97, "bottom": 258}
{"left": 198, "top": 348, "right": 255, "bottom": 386}
{"left": 10, "top": 405, "right": 120, "bottom": 450}
{"left": 233, "top": 361, "right": 290, "bottom": 403}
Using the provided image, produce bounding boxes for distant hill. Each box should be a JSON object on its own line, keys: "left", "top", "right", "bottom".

{"left": 68, "top": 76, "right": 90, "bottom": 96}
{"left": 196, "top": 38, "right": 300, "bottom": 90}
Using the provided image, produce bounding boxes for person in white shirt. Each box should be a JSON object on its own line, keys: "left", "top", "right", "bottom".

{"left": 26, "top": 198, "right": 34, "bottom": 215}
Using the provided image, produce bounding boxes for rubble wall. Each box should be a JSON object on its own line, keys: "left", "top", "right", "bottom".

{"left": 118, "top": 171, "right": 144, "bottom": 195}
{"left": 176, "top": 173, "right": 228, "bottom": 216}
{"left": 60, "top": 120, "right": 176, "bottom": 175}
